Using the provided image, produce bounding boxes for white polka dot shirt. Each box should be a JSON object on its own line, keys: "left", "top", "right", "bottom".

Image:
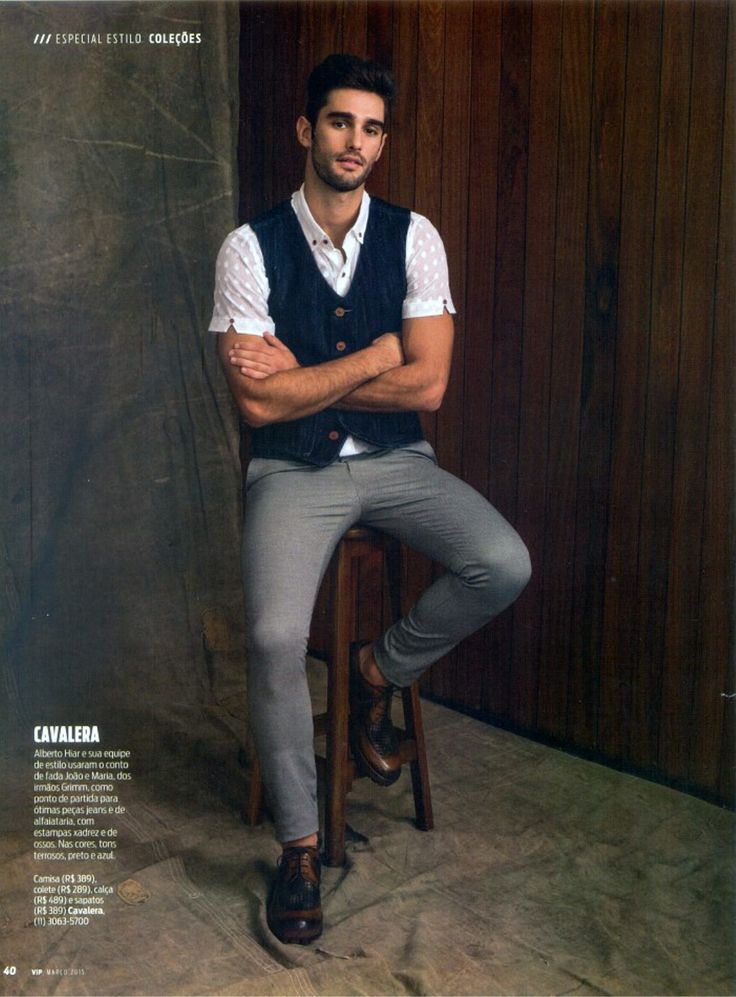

{"left": 208, "top": 186, "right": 456, "bottom": 336}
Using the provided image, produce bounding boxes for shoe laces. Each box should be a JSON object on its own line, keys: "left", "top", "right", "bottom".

{"left": 280, "top": 846, "right": 319, "bottom": 884}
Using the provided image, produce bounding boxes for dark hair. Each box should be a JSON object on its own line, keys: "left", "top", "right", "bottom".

{"left": 305, "top": 54, "right": 396, "bottom": 128}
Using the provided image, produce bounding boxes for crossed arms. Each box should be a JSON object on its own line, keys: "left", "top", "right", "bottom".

{"left": 217, "top": 312, "right": 454, "bottom": 428}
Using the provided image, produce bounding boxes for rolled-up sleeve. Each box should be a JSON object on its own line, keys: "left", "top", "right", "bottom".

{"left": 402, "top": 213, "right": 456, "bottom": 319}
{"left": 208, "top": 225, "right": 275, "bottom": 335}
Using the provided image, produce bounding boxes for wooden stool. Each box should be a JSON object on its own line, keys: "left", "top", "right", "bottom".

{"left": 246, "top": 525, "right": 434, "bottom": 866}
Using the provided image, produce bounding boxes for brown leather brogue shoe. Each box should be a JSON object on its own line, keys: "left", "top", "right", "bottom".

{"left": 349, "top": 642, "right": 402, "bottom": 786}
{"left": 266, "top": 846, "right": 322, "bottom": 945}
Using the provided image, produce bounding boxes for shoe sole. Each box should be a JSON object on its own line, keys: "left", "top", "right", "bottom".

{"left": 267, "top": 915, "right": 322, "bottom": 945}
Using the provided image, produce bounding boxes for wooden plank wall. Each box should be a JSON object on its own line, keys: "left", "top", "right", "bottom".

{"left": 238, "top": 0, "right": 734, "bottom": 805}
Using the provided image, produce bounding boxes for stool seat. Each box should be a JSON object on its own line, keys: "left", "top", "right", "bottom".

{"left": 342, "top": 525, "right": 379, "bottom": 540}
{"left": 246, "top": 525, "right": 434, "bottom": 866}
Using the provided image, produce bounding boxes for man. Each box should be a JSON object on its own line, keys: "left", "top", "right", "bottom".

{"left": 210, "top": 54, "right": 531, "bottom": 945}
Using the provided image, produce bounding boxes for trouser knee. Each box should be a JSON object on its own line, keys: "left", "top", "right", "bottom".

{"left": 246, "top": 618, "right": 308, "bottom": 689}
{"left": 245, "top": 616, "right": 314, "bottom": 764}
{"left": 467, "top": 535, "right": 532, "bottom": 613}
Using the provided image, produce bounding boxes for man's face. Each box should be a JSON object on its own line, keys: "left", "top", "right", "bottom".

{"left": 299, "top": 88, "right": 387, "bottom": 193}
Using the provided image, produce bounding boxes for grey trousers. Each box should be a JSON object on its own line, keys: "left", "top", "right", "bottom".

{"left": 242, "top": 441, "right": 531, "bottom": 842}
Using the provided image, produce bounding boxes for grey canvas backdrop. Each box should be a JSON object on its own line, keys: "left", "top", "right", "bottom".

{"left": 0, "top": 2, "right": 244, "bottom": 742}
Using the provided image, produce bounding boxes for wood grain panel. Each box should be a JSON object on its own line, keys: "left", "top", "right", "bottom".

{"left": 483, "top": 0, "right": 532, "bottom": 721}
{"left": 274, "top": 5, "right": 302, "bottom": 204}
{"left": 696, "top": 89, "right": 733, "bottom": 785}
{"left": 713, "top": 6, "right": 735, "bottom": 805}
{"left": 599, "top": 0, "right": 662, "bottom": 762}
{"left": 536, "top": 0, "right": 594, "bottom": 740}
{"left": 366, "top": 1, "right": 394, "bottom": 72}
{"left": 300, "top": 1, "right": 342, "bottom": 73}
{"left": 431, "top": 2, "right": 473, "bottom": 704}
{"left": 402, "top": 2, "right": 446, "bottom": 691}
{"left": 435, "top": 1, "right": 472, "bottom": 478}
{"left": 388, "top": 2, "right": 418, "bottom": 208}
{"left": 238, "top": 0, "right": 734, "bottom": 803}
{"left": 459, "top": 0, "right": 502, "bottom": 499}
{"left": 341, "top": 0, "right": 368, "bottom": 56}
{"left": 630, "top": 0, "right": 693, "bottom": 773}
{"left": 450, "top": 0, "right": 503, "bottom": 711}
{"left": 659, "top": 0, "right": 728, "bottom": 782}
{"left": 239, "top": 2, "right": 302, "bottom": 215}
{"left": 568, "top": 0, "right": 627, "bottom": 750}
{"left": 363, "top": 4, "right": 394, "bottom": 200}
{"left": 513, "top": 0, "right": 562, "bottom": 731}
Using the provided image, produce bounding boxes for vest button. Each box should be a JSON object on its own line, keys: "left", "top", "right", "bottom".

{"left": 328, "top": 430, "right": 340, "bottom": 441}
{"left": 335, "top": 341, "right": 346, "bottom": 352}
{"left": 334, "top": 306, "right": 346, "bottom": 317}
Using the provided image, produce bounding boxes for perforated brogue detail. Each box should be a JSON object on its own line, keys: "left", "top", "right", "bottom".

{"left": 349, "top": 643, "right": 402, "bottom": 786}
{"left": 266, "top": 846, "right": 322, "bottom": 945}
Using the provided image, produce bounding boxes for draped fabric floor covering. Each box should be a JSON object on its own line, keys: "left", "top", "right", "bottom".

{"left": 1, "top": 661, "right": 733, "bottom": 997}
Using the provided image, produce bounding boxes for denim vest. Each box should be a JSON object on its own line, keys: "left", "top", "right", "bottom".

{"left": 248, "top": 197, "right": 424, "bottom": 466}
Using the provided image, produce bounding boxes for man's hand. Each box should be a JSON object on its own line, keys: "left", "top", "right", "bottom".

{"left": 370, "top": 332, "right": 404, "bottom": 369}
{"left": 229, "top": 333, "right": 299, "bottom": 380}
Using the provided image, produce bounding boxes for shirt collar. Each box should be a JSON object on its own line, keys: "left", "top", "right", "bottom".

{"left": 291, "top": 184, "right": 370, "bottom": 249}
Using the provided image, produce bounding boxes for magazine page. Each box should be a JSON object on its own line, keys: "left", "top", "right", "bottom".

{"left": 1, "top": 3, "right": 733, "bottom": 996}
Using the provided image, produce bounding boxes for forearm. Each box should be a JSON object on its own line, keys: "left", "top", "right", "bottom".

{"left": 333, "top": 362, "right": 445, "bottom": 413}
{"left": 335, "top": 311, "right": 454, "bottom": 413}
{"left": 226, "top": 339, "right": 401, "bottom": 427}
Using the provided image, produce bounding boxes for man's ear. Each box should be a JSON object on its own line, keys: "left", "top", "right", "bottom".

{"left": 296, "top": 116, "right": 313, "bottom": 150}
{"left": 376, "top": 132, "right": 388, "bottom": 160}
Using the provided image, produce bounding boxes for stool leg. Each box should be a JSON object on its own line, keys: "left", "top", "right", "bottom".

{"left": 385, "top": 536, "right": 434, "bottom": 831}
{"left": 324, "top": 545, "right": 352, "bottom": 867}
{"left": 384, "top": 536, "right": 403, "bottom": 623}
{"left": 402, "top": 684, "right": 434, "bottom": 831}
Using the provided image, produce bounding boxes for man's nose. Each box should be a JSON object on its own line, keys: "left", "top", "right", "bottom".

{"left": 346, "top": 127, "right": 362, "bottom": 149}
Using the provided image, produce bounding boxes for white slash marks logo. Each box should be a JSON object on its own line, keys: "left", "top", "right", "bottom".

{"left": 33, "top": 34, "right": 52, "bottom": 44}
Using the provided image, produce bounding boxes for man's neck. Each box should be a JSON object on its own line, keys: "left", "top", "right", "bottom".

{"left": 302, "top": 174, "right": 364, "bottom": 249}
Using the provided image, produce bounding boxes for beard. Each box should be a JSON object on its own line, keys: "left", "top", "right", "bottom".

{"left": 310, "top": 142, "right": 375, "bottom": 192}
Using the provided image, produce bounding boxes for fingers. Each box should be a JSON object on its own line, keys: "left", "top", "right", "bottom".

{"left": 229, "top": 336, "right": 274, "bottom": 357}
{"left": 262, "top": 332, "right": 291, "bottom": 355}
{"left": 371, "top": 332, "right": 404, "bottom": 368}
{"left": 230, "top": 356, "right": 274, "bottom": 375}
{"left": 230, "top": 332, "right": 299, "bottom": 375}
{"left": 228, "top": 340, "right": 277, "bottom": 373}
{"left": 228, "top": 350, "right": 272, "bottom": 365}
